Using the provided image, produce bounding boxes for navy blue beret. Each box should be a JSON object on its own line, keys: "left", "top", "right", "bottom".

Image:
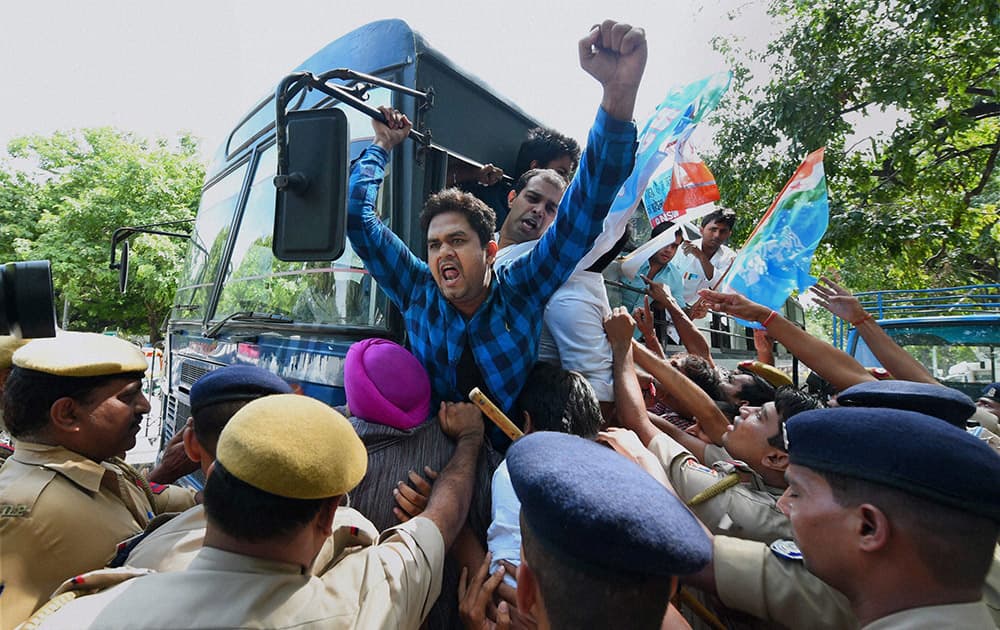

{"left": 981, "top": 383, "right": 1000, "bottom": 402}
{"left": 836, "top": 380, "right": 974, "bottom": 428}
{"left": 190, "top": 366, "right": 293, "bottom": 414}
{"left": 507, "top": 432, "right": 711, "bottom": 577}
{"left": 786, "top": 407, "right": 1000, "bottom": 522}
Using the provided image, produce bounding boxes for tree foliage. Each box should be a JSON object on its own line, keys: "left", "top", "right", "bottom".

{"left": 709, "top": 0, "right": 1000, "bottom": 290}
{"left": 0, "top": 128, "right": 204, "bottom": 342}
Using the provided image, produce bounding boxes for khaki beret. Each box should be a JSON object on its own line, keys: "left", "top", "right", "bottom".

{"left": 13, "top": 332, "right": 147, "bottom": 377}
{"left": 0, "top": 336, "right": 29, "bottom": 370}
{"left": 737, "top": 360, "right": 793, "bottom": 388}
{"left": 216, "top": 394, "right": 368, "bottom": 499}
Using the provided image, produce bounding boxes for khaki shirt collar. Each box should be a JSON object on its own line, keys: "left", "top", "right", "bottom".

{"left": 713, "top": 457, "right": 786, "bottom": 498}
{"left": 12, "top": 441, "right": 109, "bottom": 493}
{"left": 192, "top": 546, "right": 307, "bottom": 576}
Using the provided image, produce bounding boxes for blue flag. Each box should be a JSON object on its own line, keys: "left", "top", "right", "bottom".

{"left": 721, "top": 148, "right": 829, "bottom": 329}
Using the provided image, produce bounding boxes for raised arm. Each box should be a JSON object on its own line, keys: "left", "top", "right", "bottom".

{"left": 646, "top": 279, "right": 715, "bottom": 366}
{"left": 345, "top": 106, "right": 429, "bottom": 310}
{"left": 420, "top": 402, "right": 485, "bottom": 550}
{"left": 810, "top": 276, "right": 936, "bottom": 384}
{"left": 580, "top": 20, "right": 647, "bottom": 120}
{"left": 505, "top": 21, "right": 642, "bottom": 299}
{"left": 631, "top": 340, "right": 731, "bottom": 446}
{"left": 699, "top": 289, "right": 876, "bottom": 391}
{"left": 604, "top": 307, "right": 658, "bottom": 446}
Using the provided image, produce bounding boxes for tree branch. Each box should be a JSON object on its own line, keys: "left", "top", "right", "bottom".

{"left": 964, "top": 130, "right": 1000, "bottom": 203}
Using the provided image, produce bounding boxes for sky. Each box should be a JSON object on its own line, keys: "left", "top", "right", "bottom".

{"left": 0, "top": 0, "right": 774, "bottom": 160}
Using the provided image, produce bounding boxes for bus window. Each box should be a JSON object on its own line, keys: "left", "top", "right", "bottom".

{"left": 172, "top": 161, "right": 250, "bottom": 320}
{"left": 213, "top": 128, "right": 391, "bottom": 328}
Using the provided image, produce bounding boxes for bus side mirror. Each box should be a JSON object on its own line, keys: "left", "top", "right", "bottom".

{"left": 118, "top": 241, "right": 129, "bottom": 293}
{"left": 273, "top": 108, "right": 349, "bottom": 261}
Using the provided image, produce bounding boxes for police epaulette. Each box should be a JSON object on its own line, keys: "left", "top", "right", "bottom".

{"left": 18, "top": 591, "right": 79, "bottom": 630}
{"left": 686, "top": 472, "right": 741, "bottom": 507}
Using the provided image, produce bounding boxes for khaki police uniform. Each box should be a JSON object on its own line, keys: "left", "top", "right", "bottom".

{"left": 31, "top": 515, "right": 444, "bottom": 630}
{"left": 713, "top": 536, "right": 1000, "bottom": 629}
{"left": 701, "top": 442, "right": 731, "bottom": 466}
{"left": 0, "top": 443, "right": 193, "bottom": 630}
{"left": 713, "top": 535, "right": 854, "bottom": 629}
{"left": 647, "top": 433, "right": 792, "bottom": 543}
{"left": 124, "top": 504, "right": 379, "bottom": 574}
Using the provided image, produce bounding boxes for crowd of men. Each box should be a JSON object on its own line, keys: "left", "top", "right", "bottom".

{"left": 1, "top": 18, "right": 999, "bottom": 630}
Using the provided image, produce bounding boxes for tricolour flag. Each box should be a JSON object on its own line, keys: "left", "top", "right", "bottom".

{"left": 577, "top": 71, "right": 730, "bottom": 272}
{"left": 720, "top": 148, "right": 829, "bottom": 328}
{"left": 644, "top": 140, "right": 720, "bottom": 228}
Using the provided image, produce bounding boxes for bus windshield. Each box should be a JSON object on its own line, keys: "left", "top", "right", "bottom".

{"left": 172, "top": 161, "right": 249, "bottom": 320}
{"left": 211, "top": 88, "right": 394, "bottom": 328}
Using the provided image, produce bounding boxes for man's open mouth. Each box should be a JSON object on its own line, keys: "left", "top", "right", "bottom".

{"left": 440, "top": 263, "right": 460, "bottom": 283}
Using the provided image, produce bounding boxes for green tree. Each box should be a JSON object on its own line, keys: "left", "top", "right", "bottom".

{"left": 709, "top": 0, "right": 1000, "bottom": 290}
{"left": 0, "top": 128, "right": 205, "bottom": 342}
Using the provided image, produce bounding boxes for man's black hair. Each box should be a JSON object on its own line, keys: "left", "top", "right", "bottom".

{"left": 512, "top": 168, "right": 567, "bottom": 196}
{"left": 700, "top": 208, "right": 736, "bottom": 229}
{"left": 513, "top": 127, "right": 581, "bottom": 179}
{"left": 767, "top": 386, "right": 824, "bottom": 451}
{"left": 734, "top": 367, "right": 777, "bottom": 406}
{"left": 513, "top": 363, "right": 602, "bottom": 438}
{"left": 191, "top": 400, "right": 249, "bottom": 458}
{"left": 521, "top": 515, "right": 674, "bottom": 629}
{"left": 420, "top": 188, "right": 496, "bottom": 248}
{"left": 2, "top": 367, "right": 145, "bottom": 438}
{"left": 203, "top": 462, "right": 325, "bottom": 542}
{"left": 672, "top": 354, "right": 722, "bottom": 402}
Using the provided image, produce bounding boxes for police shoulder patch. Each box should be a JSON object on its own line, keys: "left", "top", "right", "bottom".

{"left": 0, "top": 504, "right": 30, "bottom": 517}
{"left": 769, "top": 538, "right": 803, "bottom": 561}
{"left": 682, "top": 459, "right": 718, "bottom": 476}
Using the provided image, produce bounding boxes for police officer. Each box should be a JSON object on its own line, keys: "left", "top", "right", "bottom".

{"left": 121, "top": 364, "right": 311, "bottom": 571}
{"left": 778, "top": 407, "right": 999, "bottom": 628}
{"left": 508, "top": 431, "right": 711, "bottom": 629}
{"left": 977, "top": 382, "right": 1000, "bottom": 430}
{"left": 0, "top": 335, "right": 29, "bottom": 460}
{"left": 27, "top": 393, "right": 486, "bottom": 629}
{"left": 689, "top": 382, "right": 1000, "bottom": 629}
{"left": 0, "top": 332, "right": 196, "bottom": 629}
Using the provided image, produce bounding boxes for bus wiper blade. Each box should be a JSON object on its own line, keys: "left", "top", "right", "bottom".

{"left": 204, "top": 311, "right": 294, "bottom": 338}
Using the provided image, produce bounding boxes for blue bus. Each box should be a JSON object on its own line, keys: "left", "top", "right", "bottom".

{"left": 155, "top": 20, "right": 547, "bottom": 486}
{"left": 148, "top": 19, "right": 803, "bottom": 486}
{"left": 833, "top": 284, "right": 1000, "bottom": 399}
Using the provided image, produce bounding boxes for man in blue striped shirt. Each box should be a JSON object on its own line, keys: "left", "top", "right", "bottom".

{"left": 347, "top": 20, "right": 645, "bottom": 442}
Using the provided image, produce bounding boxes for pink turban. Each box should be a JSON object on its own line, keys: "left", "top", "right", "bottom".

{"left": 344, "top": 338, "right": 431, "bottom": 430}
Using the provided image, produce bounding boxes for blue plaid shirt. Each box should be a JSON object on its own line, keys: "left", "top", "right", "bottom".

{"left": 347, "top": 107, "right": 637, "bottom": 413}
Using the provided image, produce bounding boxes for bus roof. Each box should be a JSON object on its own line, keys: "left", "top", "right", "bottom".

{"left": 209, "top": 19, "right": 542, "bottom": 174}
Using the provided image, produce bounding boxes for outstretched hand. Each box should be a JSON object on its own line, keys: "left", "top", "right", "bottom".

{"left": 698, "top": 289, "right": 770, "bottom": 323}
{"left": 632, "top": 296, "right": 657, "bottom": 341}
{"left": 810, "top": 276, "right": 868, "bottom": 323}
{"left": 372, "top": 105, "right": 412, "bottom": 152}
{"left": 641, "top": 274, "right": 674, "bottom": 309}
{"left": 578, "top": 20, "right": 647, "bottom": 121}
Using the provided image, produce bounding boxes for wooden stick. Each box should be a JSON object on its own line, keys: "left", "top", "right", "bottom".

{"left": 468, "top": 387, "right": 523, "bottom": 440}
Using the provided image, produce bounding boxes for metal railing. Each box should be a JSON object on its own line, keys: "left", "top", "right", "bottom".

{"left": 832, "top": 284, "right": 1000, "bottom": 349}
